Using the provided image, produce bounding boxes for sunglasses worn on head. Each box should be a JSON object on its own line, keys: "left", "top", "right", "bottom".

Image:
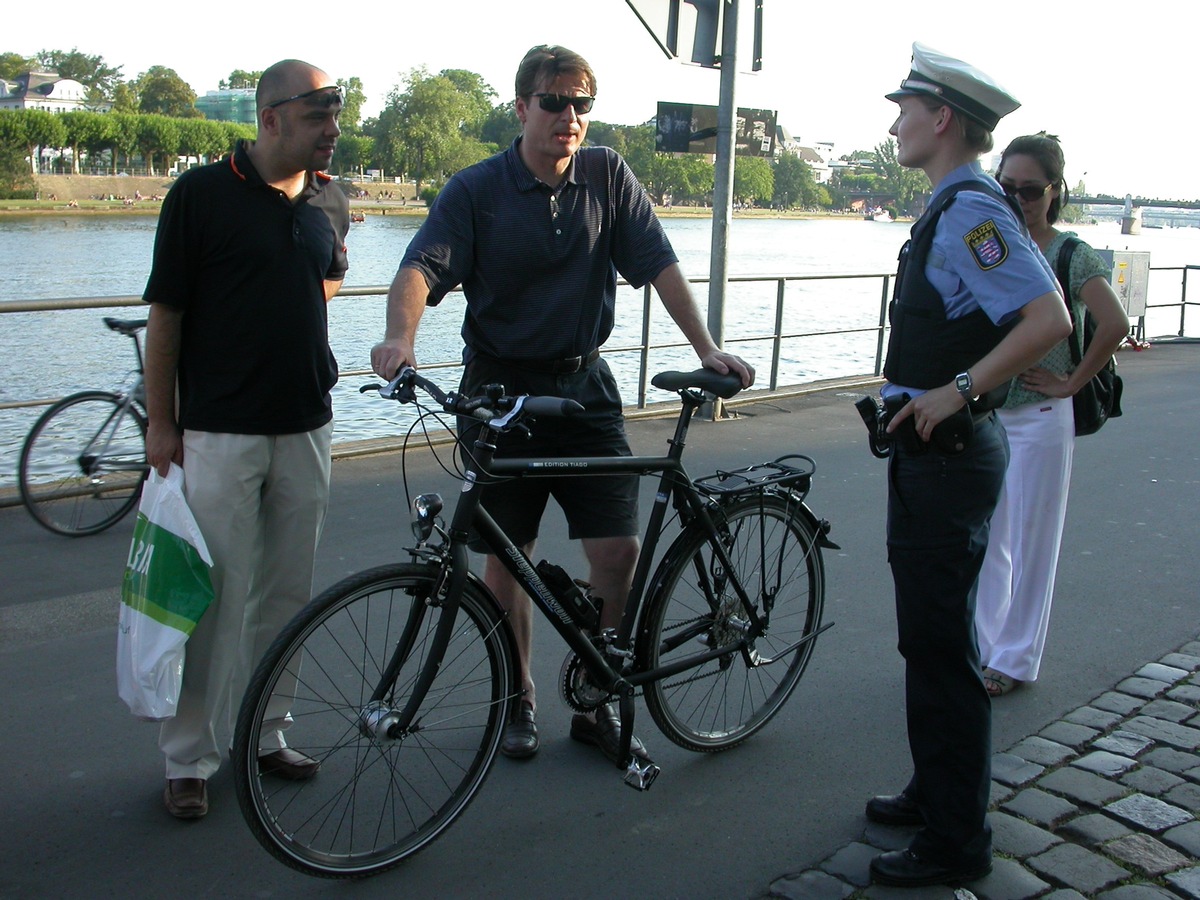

{"left": 267, "top": 85, "right": 344, "bottom": 109}
{"left": 532, "top": 92, "right": 594, "bottom": 115}
{"left": 999, "top": 181, "right": 1052, "bottom": 202}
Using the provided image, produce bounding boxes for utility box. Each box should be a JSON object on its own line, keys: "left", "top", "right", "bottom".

{"left": 1093, "top": 250, "right": 1150, "bottom": 317}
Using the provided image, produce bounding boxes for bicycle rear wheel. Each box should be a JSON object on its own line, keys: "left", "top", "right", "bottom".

{"left": 233, "top": 563, "right": 515, "bottom": 879}
{"left": 18, "top": 391, "right": 147, "bottom": 536}
{"left": 638, "top": 493, "right": 825, "bottom": 752}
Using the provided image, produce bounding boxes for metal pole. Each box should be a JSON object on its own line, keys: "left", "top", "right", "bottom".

{"left": 705, "top": 0, "right": 738, "bottom": 420}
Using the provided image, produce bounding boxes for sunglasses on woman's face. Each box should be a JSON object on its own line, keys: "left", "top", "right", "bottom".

{"left": 532, "top": 93, "right": 595, "bottom": 115}
{"left": 999, "top": 181, "right": 1053, "bottom": 202}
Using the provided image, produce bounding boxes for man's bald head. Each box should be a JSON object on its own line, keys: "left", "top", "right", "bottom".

{"left": 256, "top": 60, "right": 334, "bottom": 113}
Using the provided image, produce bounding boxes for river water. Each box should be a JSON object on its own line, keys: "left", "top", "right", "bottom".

{"left": 1, "top": 213, "right": 1196, "bottom": 488}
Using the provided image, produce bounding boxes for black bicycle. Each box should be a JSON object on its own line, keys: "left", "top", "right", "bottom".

{"left": 17, "top": 317, "right": 149, "bottom": 536}
{"left": 233, "top": 365, "right": 835, "bottom": 878}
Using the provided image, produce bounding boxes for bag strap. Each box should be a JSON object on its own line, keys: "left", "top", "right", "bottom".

{"left": 1055, "top": 236, "right": 1083, "bottom": 365}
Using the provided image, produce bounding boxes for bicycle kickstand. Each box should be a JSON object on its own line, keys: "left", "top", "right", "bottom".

{"left": 617, "top": 691, "right": 660, "bottom": 791}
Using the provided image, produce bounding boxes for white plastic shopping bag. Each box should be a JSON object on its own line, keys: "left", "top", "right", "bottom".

{"left": 117, "top": 463, "right": 214, "bottom": 721}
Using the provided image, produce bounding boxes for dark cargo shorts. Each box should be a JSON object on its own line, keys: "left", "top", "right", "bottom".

{"left": 456, "top": 355, "right": 639, "bottom": 552}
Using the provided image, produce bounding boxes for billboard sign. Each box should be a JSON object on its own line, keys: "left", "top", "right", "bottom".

{"left": 656, "top": 102, "right": 777, "bottom": 157}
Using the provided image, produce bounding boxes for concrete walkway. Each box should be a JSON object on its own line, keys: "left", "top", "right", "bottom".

{"left": 1, "top": 342, "right": 1197, "bottom": 899}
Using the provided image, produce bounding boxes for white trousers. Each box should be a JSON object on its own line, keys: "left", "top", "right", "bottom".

{"left": 975, "top": 400, "right": 1074, "bottom": 682}
{"left": 159, "top": 424, "right": 332, "bottom": 779}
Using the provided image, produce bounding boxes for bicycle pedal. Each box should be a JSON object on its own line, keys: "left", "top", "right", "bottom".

{"left": 622, "top": 757, "right": 660, "bottom": 791}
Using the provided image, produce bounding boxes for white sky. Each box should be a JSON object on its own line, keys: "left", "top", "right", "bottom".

{"left": 10, "top": 0, "right": 1197, "bottom": 201}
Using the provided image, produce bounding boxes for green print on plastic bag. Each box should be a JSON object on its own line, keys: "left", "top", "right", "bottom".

{"left": 122, "top": 514, "right": 214, "bottom": 636}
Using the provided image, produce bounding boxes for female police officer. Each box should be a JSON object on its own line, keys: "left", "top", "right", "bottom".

{"left": 864, "top": 44, "right": 1072, "bottom": 888}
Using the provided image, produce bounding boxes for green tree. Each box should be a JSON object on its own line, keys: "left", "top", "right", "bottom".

{"left": 618, "top": 124, "right": 656, "bottom": 179}
{"left": 386, "top": 67, "right": 476, "bottom": 194}
{"left": 178, "top": 118, "right": 228, "bottom": 167}
{"left": 60, "top": 110, "right": 110, "bottom": 174}
{"left": 220, "top": 69, "right": 262, "bottom": 90}
{"left": 480, "top": 101, "right": 520, "bottom": 147}
{"left": 773, "top": 151, "right": 819, "bottom": 209}
{"left": 11, "top": 109, "right": 66, "bottom": 174}
{"left": 107, "top": 113, "right": 140, "bottom": 173}
{"left": 0, "top": 112, "right": 35, "bottom": 196}
{"left": 337, "top": 76, "right": 366, "bottom": 133}
{"left": 137, "top": 66, "right": 199, "bottom": 118}
{"left": 875, "top": 137, "right": 928, "bottom": 214}
{"left": 332, "top": 133, "right": 374, "bottom": 178}
{"left": 135, "top": 114, "right": 181, "bottom": 175}
{"left": 36, "top": 48, "right": 123, "bottom": 104}
{"left": 439, "top": 69, "right": 496, "bottom": 137}
{"left": 0, "top": 52, "right": 36, "bottom": 80}
{"left": 646, "top": 153, "right": 713, "bottom": 205}
{"left": 733, "top": 156, "right": 774, "bottom": 205}
{"left": 110, "top": 81, "right": 139, "bottom": 114}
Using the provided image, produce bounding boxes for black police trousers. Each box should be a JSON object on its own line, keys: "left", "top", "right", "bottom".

{"left": 886, "top": 413, "right": 1008, "bottom": 868}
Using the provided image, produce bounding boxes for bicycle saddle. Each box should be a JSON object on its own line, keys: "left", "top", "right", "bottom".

{"left": 651, "top": 369, "right": 744, "bottom": 399}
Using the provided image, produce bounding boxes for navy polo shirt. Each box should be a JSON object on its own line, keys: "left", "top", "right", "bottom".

{"left": 400, "top": 139, "right": 678, "bottom": 361}
{"left": 143, "top": 141, "right": 349, "bottom": 434}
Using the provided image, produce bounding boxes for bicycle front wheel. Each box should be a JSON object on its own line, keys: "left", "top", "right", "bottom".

{"left": 233, "top": 563, "right": 515, "bottom": 879}
{"left": 18, "top": 391, "right": 147, "bottom": 536}
{"left": 638, "top": 493, "right": 825, "bottom": 752}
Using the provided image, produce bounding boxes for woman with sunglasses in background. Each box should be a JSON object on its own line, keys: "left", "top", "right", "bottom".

{"left": 974, "top": 133, "right": 1129, "bottom": 697}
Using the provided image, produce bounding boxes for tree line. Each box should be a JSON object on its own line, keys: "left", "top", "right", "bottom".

{"left": 2, "top": 47, "right": 929, "bottom": 212}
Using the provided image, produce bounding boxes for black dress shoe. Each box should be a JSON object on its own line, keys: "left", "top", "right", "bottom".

{"left": 870, "top": 849, "right": 992, "bottom": 887}
{"left": 501, "top": 701, "right": 539, "bottom": 759}
{"left": 570, "top": 703, "right": 649, "bottom": 765}
{"left": 865, "top": 791, "right": 924, "bottom": 826}
{"left": 258, "top": 748, "right": 320, "bottom": 780}
{"left": 164, "top": 777, "right": 208, "bottom": 819}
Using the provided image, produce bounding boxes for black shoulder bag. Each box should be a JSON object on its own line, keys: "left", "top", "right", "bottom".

{"left": 1056, "top": 236, "right": 1124, "bottom": 436}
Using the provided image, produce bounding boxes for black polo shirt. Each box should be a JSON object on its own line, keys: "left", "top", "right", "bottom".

{"left": 400, "top": 139, "right": 677, "bottom": 361}
{"left": 143, "top": 141, "right": 349, "bottom": 434}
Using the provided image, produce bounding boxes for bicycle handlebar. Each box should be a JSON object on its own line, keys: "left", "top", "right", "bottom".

{"left": 359, "top": 366, "right": 584, "bottom": 424}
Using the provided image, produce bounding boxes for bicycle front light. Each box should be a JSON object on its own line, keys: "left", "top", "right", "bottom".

{"left": 412, "top": 493, "right": 444, "bottom": 543}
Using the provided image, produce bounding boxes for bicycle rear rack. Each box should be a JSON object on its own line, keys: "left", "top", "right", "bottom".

{"left": 693, "top": 453, "right": 815, "bottom": 498}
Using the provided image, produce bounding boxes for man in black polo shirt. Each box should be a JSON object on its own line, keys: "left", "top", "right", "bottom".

{"left": 371, "top": 44, "right": 754, "bottom": 764}
{"left": 143, "top": 59, "right": 349, "bottom": 819}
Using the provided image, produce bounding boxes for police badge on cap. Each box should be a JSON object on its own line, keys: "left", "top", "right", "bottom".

{"left": 886, "top": 43, "right": 1020, "bottom": 131}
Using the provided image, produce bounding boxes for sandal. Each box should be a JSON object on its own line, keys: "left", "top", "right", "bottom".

{"left": 982, "top": 667, "right": 1022, "bottom": 697}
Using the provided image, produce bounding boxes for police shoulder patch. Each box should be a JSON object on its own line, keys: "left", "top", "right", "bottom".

{"left": 964, "top": 220, "right": 1008, "bottom": 270}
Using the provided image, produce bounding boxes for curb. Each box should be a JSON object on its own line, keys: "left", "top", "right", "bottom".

{"left": 761, "top": 637, "right": 1200, "bottom": 899}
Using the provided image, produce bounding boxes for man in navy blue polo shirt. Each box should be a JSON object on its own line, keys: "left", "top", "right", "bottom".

{"left": 143, "top": 58, "right": 349, "bottom": 819}
{"left": 371, "top": 44, "right": 754, "bottom": 765}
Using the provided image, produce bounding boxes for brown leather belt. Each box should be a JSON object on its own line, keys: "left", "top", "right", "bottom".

{"left": 479, "top": 348, "right": 600, "bottom": 375}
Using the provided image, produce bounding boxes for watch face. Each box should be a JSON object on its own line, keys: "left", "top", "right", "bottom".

{"left": 956, "top": 373, "right": 972, "bottom": 396}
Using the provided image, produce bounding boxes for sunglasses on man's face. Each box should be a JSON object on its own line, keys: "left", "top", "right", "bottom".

{"left": 999, "top": 181, "right": 1053, "bottom": 203}
{"left": 531, "top": 92, "right": 595, "bottom": 115}
{"left": 267, "top": 86, "right": 344, "bottom": 109}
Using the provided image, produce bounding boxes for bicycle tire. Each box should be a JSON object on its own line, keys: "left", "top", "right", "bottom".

{"left": 18, "top": 391, "right": 147, "bottom": 537}
{"left": 637, "top": 492, "right": 825, "bottom": 752}
{"left": 233, "top": 563, "right": 516, "bottom": 879}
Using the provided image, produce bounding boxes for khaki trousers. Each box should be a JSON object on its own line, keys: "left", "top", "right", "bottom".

{"left": 159, "top": 424, "right": 332, "bottom": 779}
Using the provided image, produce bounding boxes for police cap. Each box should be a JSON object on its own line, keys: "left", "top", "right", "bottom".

{"left": 886, "top": 42, "right": 1020, "bottom": 131}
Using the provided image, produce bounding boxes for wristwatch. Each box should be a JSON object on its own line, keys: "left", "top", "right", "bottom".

{"left": 955, "top": 371, "right": 976, "bottom": 402}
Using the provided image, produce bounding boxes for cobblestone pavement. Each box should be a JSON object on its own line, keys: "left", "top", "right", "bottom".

{"left": 764, "top": 637, "right": 1200, "bottom": 900}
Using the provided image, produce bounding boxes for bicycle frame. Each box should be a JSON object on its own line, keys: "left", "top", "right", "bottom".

{"left": 383, "top": 383, "right": 824, "bottom": 769}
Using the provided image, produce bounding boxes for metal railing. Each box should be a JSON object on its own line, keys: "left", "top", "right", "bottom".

{"left": 2, "top": 265, "right": 1195, "bottom": 419}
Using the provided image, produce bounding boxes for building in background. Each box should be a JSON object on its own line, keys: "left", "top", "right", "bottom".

{"left": 194, "top": 88, "right": 257, "bottom": 124}
{"left": 0, "top": 72, "right": 88, "bottom": 112}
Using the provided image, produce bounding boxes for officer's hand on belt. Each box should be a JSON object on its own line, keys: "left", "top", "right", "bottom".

{"left": 886, "top": 384, "right": 966, "bottom": 444}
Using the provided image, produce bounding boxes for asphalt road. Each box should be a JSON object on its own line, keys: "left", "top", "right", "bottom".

{"left": 1, "top": 343, "right": 1196, "bottom": 899}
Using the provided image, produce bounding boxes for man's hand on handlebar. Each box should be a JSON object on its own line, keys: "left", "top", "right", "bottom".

{"left": 370, "top": 338, "right": 417, "bottom": 380}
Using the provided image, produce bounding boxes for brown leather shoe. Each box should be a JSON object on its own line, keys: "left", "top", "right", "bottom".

{"left": 500, "top": 700, "right": 539, "bottom": 759}
{"left": 258, "top": 748, "right": 320, "bottom": 780}
{"left": 164, "top": 778, "right": 208, "bottom": 819}
{"left": 570, "top": 703, "right": 649, "bottom": 764}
